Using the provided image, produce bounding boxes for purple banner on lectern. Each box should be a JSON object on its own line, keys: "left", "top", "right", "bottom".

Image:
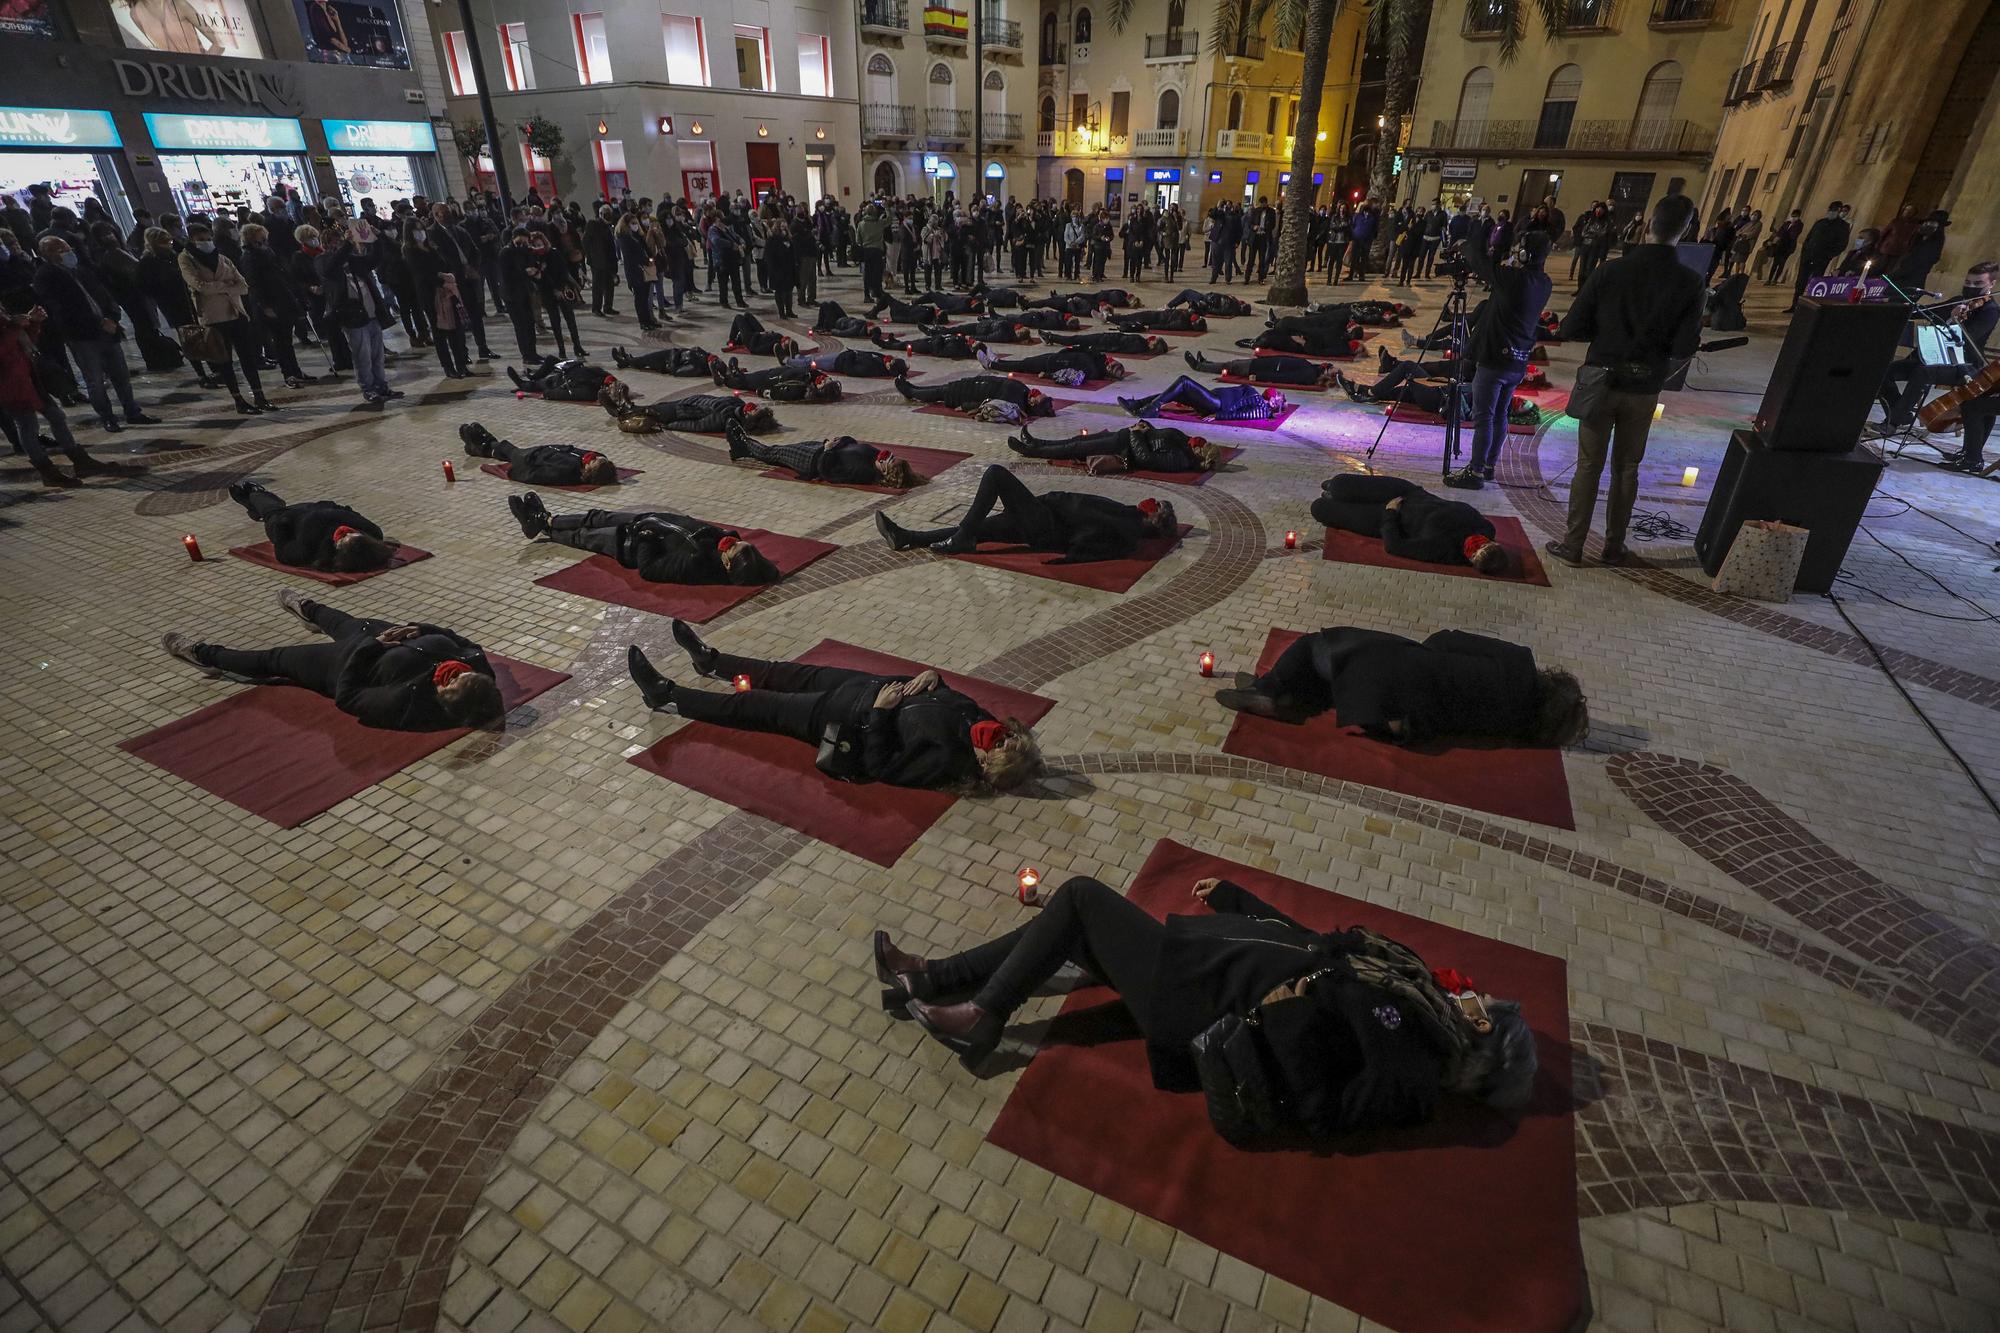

{"left": 1804, "top": 275, "right": 1894, "bottom": 301}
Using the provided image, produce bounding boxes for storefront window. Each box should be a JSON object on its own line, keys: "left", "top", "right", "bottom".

{"left": 0, "top": 151, "right": 135, "bottom": 230}
{"left": 332, "top": 155, "right": 422, "bottom": 206}
{"left": 160, "top": 153, "right": 310, "bottom": 218}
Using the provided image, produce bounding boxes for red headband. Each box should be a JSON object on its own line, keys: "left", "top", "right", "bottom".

{"left": 876, "top": 449, "right": 893, "bottom": 462}
{"left": 432, "top": 661, "right": 471, "bottom": 689}
{"left": 1432, "top": 967, "right": 1477, "bottom": 995}
{"left": 1463, "top": 535, "right": 1493, "bottom": 561}
{"left": 1137, "top": 498, "right": 1161, "bottom": 517}
{"left": 579, "top": 451, "right": 601, "bottom": 468}
{"left": 717, "top": 535, "right": 739, "bottom": 554}
{"left": 330, "top": 525, "right": 359, "bottom": 544}
{"left": 969, "top": 719, "right": 1005, "bottom": 752}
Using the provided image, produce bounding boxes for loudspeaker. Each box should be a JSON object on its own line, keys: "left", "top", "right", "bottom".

{"left": 1754, "top": 298, "right": 1907, "bottom": 451}
{"left": 1695, "top": 429, "right": 1884, "bottom": 594}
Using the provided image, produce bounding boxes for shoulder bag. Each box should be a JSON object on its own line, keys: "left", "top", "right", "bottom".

{"left": 176, "top": 322, "right": 226, "bottom": 364}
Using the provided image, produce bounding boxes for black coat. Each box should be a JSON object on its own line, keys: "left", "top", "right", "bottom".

{"left": 819, "top": 682, "right": 990, "bottom": 787}
{"left": 1310, "top": 628, "right": 1541, "bottom": 745}
{"left": 262, "top": 500, "right": 382, "bottom": 569}
{"left": 1555, "top": 243, "right": 1704, "bottom": 395}
{"left": 239, "top": 244, "right": 300, "bottom": 323}
{"left": 137, "top": 250, "right": 195, "bottom": 327}
{"left": 504, "top": 444, "right": 605, "bottom": 485}
{"left": 620, "top": 511, "right": 740, "bottom": 584}
{"left": 1146, "top": 881, "right": 1449, "bottom": 1134}
{"left": 807, "top": 437, "right": 880, "bottom": 483}
{"left": 1462, "top": 242, "right": 1551, "bottom": 370}
{"left": 334, "top": 626, "right": 494, "bottom": 731}
{"left": 1123, "top": 426, "right": 1202, "bottom": 472}
{"left": 1797, "top": 216, "right": 1850, "bottom": 270}
{"left": 317, "top": 248, "right": 390, "bottom": 329}
{"left": 31, "top": 261, "right": 123, "bottom": 343}
{"left": 584, "top": 218, "right": 617, "bottom": 270}
{"left": 1038, "top": 491, "right": 1150, "bottom": 563}
{"left": 1376, "top": 489, "right": 1496, "bottom": 564}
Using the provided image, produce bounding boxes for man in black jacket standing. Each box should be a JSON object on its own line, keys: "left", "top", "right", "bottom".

{"left": 584, "top": 206, "right": 619, "bottom": 317}
{"left": 1443, "top": 229, "right": 1551, "bottom": 490}
{"left": 31, "top": 237, "right": 159, "bottom": 432}
{"left": 1788, "top": 201, "right": 1851, "bottom": 311}
{"left": 1546, "top": 195, "right": 1704, "bottom": 566}
{"left": 874, "top": 463, "right": 1177, "bottom": 563}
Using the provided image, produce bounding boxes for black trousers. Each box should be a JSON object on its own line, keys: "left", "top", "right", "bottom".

{"left": 1311, "top": 474, "right": 1416, "bottom": 535}
{"left": 546, "top": 509, "right": 638, "bottom": 560}
{"left": 206, "top": 317, "right": 267, "bottom": 402}
{"left": 237, "top": 486, "right": 287, "bottom": 524}
{"left": 199, "top": 603, "right": 382, "bottom": 693}
{"left": 671, "top": 655, "right": 885, "bottom": 743}
{"left": 1015, "top": 427, "right": 1128, "bottom": 461}
{"left": 768, "top": 268, "right": 796, "bottom": 318}
{"left": 507, "top": 300, "right": 539, "bottom": 364}
{"left": 741, "top": 438, "right": 829, "bottom": 476}
{"left": 927, "top": 877, "right": 1164, "bottom": 1019}
{"left": 461, "top": 275, "right": 493, "bottom": 355}
{"left": 1358, "top": 363, "right": 1451, "bottom": 416}
{"left": 1881, "top": 356, "right": 1960, "bottom": 429}
{"left": 252, "top": 312, "right": 304, "bottom": 381}
{"left": 901, "top": 466, "right": 1056, "bottom": 549}
{"left": 859, "top": 248, "right": 885, "bottom": 300}
{"left": 1253, "top": 630, "right": 1344, "bottom": 711}
{"left": 433, "top": 327, "right": 469, "bottom": 376}
{"left": 591, "top": 262, "right": 616, "bottom": 315}
{"left": 1130, "top": 375, "right": 1225, "bottom": 417}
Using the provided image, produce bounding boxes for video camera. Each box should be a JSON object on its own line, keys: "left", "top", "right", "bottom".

{"left": 1434, "top": 241, "right": 1472, "bottom": 286}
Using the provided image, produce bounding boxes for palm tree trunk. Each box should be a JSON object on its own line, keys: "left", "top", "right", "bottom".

{"left": 1368, "top": 38, "right": 1414, "bottom": 266}
{"left": 1265, "top": 0, "right": 1338, "bottom": 307}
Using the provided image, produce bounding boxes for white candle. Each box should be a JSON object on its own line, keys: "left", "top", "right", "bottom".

{"left": 1682, "top": 466, "right": 1699, "bottom": 487}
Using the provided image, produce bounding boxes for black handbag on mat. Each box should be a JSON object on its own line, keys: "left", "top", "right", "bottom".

{"left": 1189, "top": 1011, "right": 1284, "bottom": 1145}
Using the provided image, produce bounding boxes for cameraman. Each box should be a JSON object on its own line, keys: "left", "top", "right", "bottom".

{"left": 1443, "top": 228, "right": 1551, "bottom": 489}
{"left": 1546, "top": 194, "right": 1704, "bottom": 566}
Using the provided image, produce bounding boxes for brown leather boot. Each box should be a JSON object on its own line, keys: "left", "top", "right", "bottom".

{"left": 905, "top": 998, "right": 1003, "bottom": 1069}
{"left": 873, "top": 930, "right": 935, "bottom": 1014}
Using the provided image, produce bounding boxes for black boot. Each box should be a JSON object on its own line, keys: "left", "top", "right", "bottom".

{"left": 906, "top": 998, "right": 1003, "bottom": 1069}
{"left": 670, "top": 618, "right": 720, "bottom": 677}
{"left": 724, "top": 419, "right": 753, "bottom": 462}
{"left": 893, "top": 375, "right": 916, "bottom": 400}
{"left": 507, "top": 493, "right": 550, "bottom": 538}
{"left": 873, "top": 930, "right": 936, "bottom": 1014}
{"left": 626, "top": 645, "right": 677, "bottom": 712}
{"left": 875, "top": 511, "right": 917, "bottom": 551}
{"left": 459, "top": 422, "right": 497, "bottom": 456}
{"left": 611, "top": 347, "right": 631, "bottom": 368}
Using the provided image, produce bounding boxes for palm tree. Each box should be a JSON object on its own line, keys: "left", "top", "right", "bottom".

{"left": 1262, "top": 0, "right": 1343, "bottom": 306}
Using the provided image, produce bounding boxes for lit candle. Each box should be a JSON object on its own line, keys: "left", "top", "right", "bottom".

{"left": 1682, "top": 466, "right": 1699, "bottom": 487}
{"left": 441, "top": 460, "right": 456, "bottom": 482}
{"left": 1284, "top": 530, "right": 1298, "bottom": 549}
{"left": 181, "top": 534, "right": 202, "bottom": 562}
{"left": 733, "top": 674, "right": 752, "bottom": 693}
{"left": 1017, "top": 867, "right": 1041, "bottom": 904}
{"left": 1199, "top": 651, "right": 1215, "bottom": 677}
{"left": 1653, "top": 402, "right": 1665, "bottom": 420}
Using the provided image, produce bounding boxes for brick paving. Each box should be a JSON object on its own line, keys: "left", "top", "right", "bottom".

{"left": 2, "top": 264, "right": 1996, "bottom": 1333}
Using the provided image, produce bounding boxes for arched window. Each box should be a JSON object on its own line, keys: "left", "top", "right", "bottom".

{"left": 984, "top": 68, "right": 1005, "bottom": 117}
{"left": 1157, "top": 88, "right": 1180, "bottom": 129}
{"left": 1227, "top": 91, "right": 1243, "bottom": 131}
{"left": 1041, "top": 11, "right": 1057, "bottom": 52}
{"left": 866, "top": 53, "right": 895, "bottom": 107}
{"left": 1039, "top": 95, "right": 1056, "bottom": 132}
{"left": 1166, "top": 0, "right": 1185, "bottom": 30}
{"left": 1635, "top": 60, "right": 1682, "bottom": 125}
{"left": 1537, "top": 64, "right": 1582, "bottom": 149}
{"left": 1456, "top": 66, "right": 1494, "bottom": 146}
{"left": 928, "top": 62, "right": 954, "bottom": 116}
{"left": 873, "top": 160, "right": 898, "bottom": 197}
{"left": 1074, "top": 7, "right": 1092, "bottom": 43}
{"left": 985, "top": 69, "right": 1004, "bottom": 90}
{"left": 930, "top": 62, "right": 953, "bottom": 85}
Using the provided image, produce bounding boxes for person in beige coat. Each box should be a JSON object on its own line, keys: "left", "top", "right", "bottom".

{"left": 177, "top": 219, "right": 273, "bottom": 414}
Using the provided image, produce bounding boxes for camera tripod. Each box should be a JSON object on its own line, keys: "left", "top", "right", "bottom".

{"left": 1363, "top": 274, "right": 1472, "bottom": 478}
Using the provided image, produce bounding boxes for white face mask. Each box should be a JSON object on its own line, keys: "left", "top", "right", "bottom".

{"left": 194, "top": 242, "right": 215, "bottom": 254}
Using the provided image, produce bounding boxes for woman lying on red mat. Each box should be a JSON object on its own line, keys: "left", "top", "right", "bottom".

{"left": 1238, "top": 324, "right": 1363, "bottom": 357}
{"left": 726, "top": 421, "right": 919, "bottom": 488}
{"left": 1108, "top": 308, "right": 1207, "bottom": 333}
{"left": 609, "top": 345, "right": 718, "bottom": 376}
{"left": 1215, "top": 628, "right": 1588, "bottom": 747}
{"left": 876, "top": 875, "right": 1540, "bottom": 1141}
{"left": 811, "top": 301, "right": 876, "bottom": 337}
{"left": 873, "top": 463, "right": 1177, "bottom": 562}
{"left": 227, "top": 481, "right": 400, "bottom": 573}
{"left": 507, "top": 497, "right": 781, "bottom": 585}
{"left": 1312, "top": 476, "right": 1511, "bottom": 575}
{"left": 1334, "top": 360, "right": 1543, "bottom": 438}
{"left": 707, "top": 359, "right": 843, "bottom": 403}
{"left": 870, "top": 327, "right": 984, "bottom": 360}
{"left": 627, "top": 620, "right": 1043, "bottom": 791}
{"left": 161, "top": 592, "right": 504, "bottom": 731}
{"left": 1119, "top": 377, "right": 1283, "bottom": 423}
{"left": 893, "top": 374, "right": 1056, "bottom": 420}
{"left": 723, "top": 312, "right": 799, "bottom": 359}
{"left": 506, "top": 355, "right": 615, "bottom": 399}
{"left": 1007, "top": 422, "right": 1222, "bottom": 474}
{"left": 458, "top": 422, "right": 622, "bottom": 485}
{"left": 927, "top": 317, "right": 1037, "bottom": 344}
{"left": 1183, "top": 350, "right": 1342, "bottom": 387}
{"left": 1163, "top": 288, "right": 1256, "bottom": 317}
{"left": 1038, "top": 330, "right": 1170, "bottom": 355}
{"left": 975, "top": 346, "right": 1129, "bottom": 385}
{"left": 598, "top": 381, "right": 778, "bottom": 435}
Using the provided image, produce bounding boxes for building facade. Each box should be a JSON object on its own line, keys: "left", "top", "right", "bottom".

{"left": 426, "top": 1, "right": 862, "bottom": 208}
{"left": 1401, "top": 0, "right": 1747, "bottom": 228}
{"left": 859, "top": 1, "right": 1368, "bottom": 216}
{"left": 1702, "top": 0, "right": 1999, "bottom": 275}
{"left": 0, "top": 0, "right": 459, "bottom": 229}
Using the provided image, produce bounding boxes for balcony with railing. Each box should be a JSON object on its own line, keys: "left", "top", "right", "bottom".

{"left": 1036, "top": 129, "right": 1063, "bottom": 153}
{"left": 1215, "top": 129, "right": 1267, "bottom": 157}
{"left": 926, "top": 106, "right": 971, "bottom": 140}
{"left": 1723, "top": 62, "right": 1758, "bottom": 104}
{"left": 1650, "top": 0, "right": 1727, "bottom": 26}
{"left": 1754, "top": 39, "right": 1801, "bottom": 90}
{"left": 1038, "top": 42, "right": 1066, "bottom": 65}
{"left": 1463, "top": 1, "right": 1507, "bottom": 35}
{"left": 1560, "top": 0, "right": 1620, "bottom": 30}
{"left": 859, "top": 0, "right": 907, "bottom": 34}
{"left": 1144, "top": 31, "right": 1198, "bottom": 60}
{"left": 1467, "top": 0, "right": 1622, "bottom": 34}
{"left": 863, "top": 104, "right": 916, "bottom": 140}
{"left": 1416, "top": 117, "right": 1712, "bottom": 155}
{"left": 1132, "top": 128, "right": 1185, "bottom": 154}
{"left": 982, "top": 111, "right": 1022, "bottom": 141}
{"left": 922, "top": 6, "right": 967, "bottom": 43}
{"left": 980, "top": 17, "right": 1021, "bottom": 49}
{"left": 1220, "top": 36, "right": 1265, "bottom": 60}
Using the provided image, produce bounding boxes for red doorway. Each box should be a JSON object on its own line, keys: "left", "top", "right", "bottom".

{"left": 745, "top": 143, "right": 781, "bottom": 203}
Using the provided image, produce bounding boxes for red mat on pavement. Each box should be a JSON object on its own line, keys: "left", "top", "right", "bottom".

{"left": 1221, "top": 629, "right": 1575, "bottom": 829}
{"left": 1385, "top": 403, "right": 1542, "bottom": 435}
{"left": 915, "top": 398, "right": 1081, "bottom": 419}
{"left": 121, "top": 656, "right": 569, "bottom": 828}
{"left": 629, "top": 640, "right": 1055, "bottom": 865}
{"left": 1048, "top": 447, "right": 1243, "bottom": 487}
{"left": 1159, "top": 401, "right": 1302, "bottom": 431}
{"left": 478, "top": 461, "right": 642, "bottom": 492}
{"left": 532, "top": 527, "right": 837, "bottom": 624}
{"left": 227, "top": 542, "right": 432, "bottom": 585}
{"left": 1253, "top": 347, "right": 1360, "bottom": 363}
{"left": 757, "top": 442, "right": 970, "bottom": 495}
{"left": 988, "top": 837, "right": 1580, "bottom": 1333}
{"left": 1218, "top": 371, "right": 1328, "bottom": 392}
{"left": 1321, "top": 516, "right": 1550, "bottom": 589}
{"left": 948, "top": 524, "right": 1189, "bottom": 592}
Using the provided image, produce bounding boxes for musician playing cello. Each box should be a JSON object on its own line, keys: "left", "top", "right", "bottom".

{"left": 1892, "top": 262, "right": 1997, "bottom": 474}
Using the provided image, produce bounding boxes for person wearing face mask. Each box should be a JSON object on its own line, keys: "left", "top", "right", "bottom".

{"left": 32, "top": 235, "right": 163, "bottom": 432}
{"left": 429, "top": 203, "right": 494, "bottom": 361}
{"left": 288, "top": 224, "right": 352, "bottom": 376}
{"left": 0, "top": 291, "right": 134, "bottom": 485}
{"left": 317, "top": 221, "right": 398, "bottom": 403}
{"left": 498, "top": 228, "right": 544, "bottom": 363}
{"left": 536, "top": 218, "right": 585, "bottom": 357}
{"left": 237, "top": 223, "right": 310, "bottom": 388}
{"left": 375, "top": 207, "right": 431, "bottom": 350}
{"left": 1440, "top": 228, "right": 1552, "bottom": 491}
{"left": 403, "top": 223, "right": 470, "bottom": 378}
{"left": 175, "top": 220, "right": 280, "bottom": 414}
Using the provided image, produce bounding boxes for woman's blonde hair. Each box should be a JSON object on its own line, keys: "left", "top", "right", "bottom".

{"left": 240, "top": 222, "right": 268, "bottom": 245}
{"left": 1192, "top": 442, "right": 1224, "bottom": 471}
{"left": 295, "top": 224, "right": 321, "bottom": 248}
{"left": 877, "top": 454, "right": 918, "bottom": 489}
{"left": 143, "top": 226, "right": 173, "bottom": 251}
{"left": 976, "top": 720, "right": 1042, "bottom": 791}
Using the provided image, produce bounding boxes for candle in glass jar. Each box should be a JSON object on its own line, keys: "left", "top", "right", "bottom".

{"left": 181, "top": 534, "right": 202, "bottom": 562}
{"left": 441, "top": 460, "right": 456, "bottom": 482}
{"left": 1199, "top": 651, "right": 1215, "bottom": 677}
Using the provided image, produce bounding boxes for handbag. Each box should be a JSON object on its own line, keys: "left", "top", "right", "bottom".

{"left": 1712, "top": 519, "right": 1808, "bottom": 601}
{"left": 1564, "top": 363, "right": 1612, "bottom": 420}
{"left": 1189, "top": 1010, "right": 1284, "bottom": 1145}
{"left": 176, "top": 322, "right": 225, "bottom": 363}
